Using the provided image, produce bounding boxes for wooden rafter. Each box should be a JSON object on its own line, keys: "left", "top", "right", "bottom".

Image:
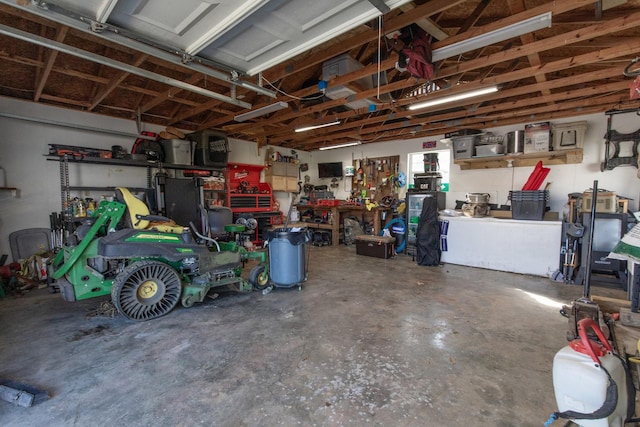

{"left": 34, "top": 24, "right": 68, "bottom": 102}
{"left": 1, "top": 0, "right": 638, "bottom": 150}
{"left": 89, "top": 54, "right": 149, "bottom": 111}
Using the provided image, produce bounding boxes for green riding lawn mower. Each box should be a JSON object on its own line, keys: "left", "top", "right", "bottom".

{"left": 50, "top": 188, "right": 270, "bottom": 321}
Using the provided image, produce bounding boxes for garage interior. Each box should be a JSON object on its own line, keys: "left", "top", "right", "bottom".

{"left": 1, "top": 0, "right": 640, "bottom": 425}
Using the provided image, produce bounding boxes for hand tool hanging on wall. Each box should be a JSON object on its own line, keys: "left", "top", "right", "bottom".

{"left": 368, "top": 160, "right": 374, "bottom": 183}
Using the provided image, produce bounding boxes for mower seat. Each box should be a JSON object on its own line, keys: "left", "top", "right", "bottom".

{"left": 207, "top": 206, "right": 233, "bottom": 238}
{"left": 115, "top": 187, "right": 186, "bottom": 234}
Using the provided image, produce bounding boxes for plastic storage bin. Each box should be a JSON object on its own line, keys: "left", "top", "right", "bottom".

{"left": 509, "top": 190, "right": 549, "bottom": 220}
{"left": 581, "top": 191, "right": 617, "bottom": 213}
{"left": 161, "top": 139, "right": 192, "bottom": 165}
{"left": 475, "top": 143, "right": 505, "bottom": 157}
{"left": 451, "top": 135, "right": 478, "bottom": 159}
{"left": 552, "top": 121, "right": 588, "bottom": 151}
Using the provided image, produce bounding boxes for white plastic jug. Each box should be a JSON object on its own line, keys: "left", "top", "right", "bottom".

{"left": 289, "top": 206, "right": 300, "bottom": 222}
{"left": 551, "top": 318, "right": 627, "bottom": 427}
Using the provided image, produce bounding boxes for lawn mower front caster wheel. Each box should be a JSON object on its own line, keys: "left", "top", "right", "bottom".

{"left": 249, "top": 265, "right": 270, "bottom": 290}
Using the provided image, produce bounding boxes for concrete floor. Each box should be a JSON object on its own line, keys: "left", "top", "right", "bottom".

{"left": 0, "top": 244, "right": 628, "bottom": 427}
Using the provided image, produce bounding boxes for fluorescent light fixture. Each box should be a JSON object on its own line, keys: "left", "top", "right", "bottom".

{"left": 408, "top": 86, "right": 499, "bottom": 110}
{"left": 432, "top": 12, "right": 552, "bottom": 62}
{"left": 295, "top": 120, "right": 341, "bottom": 133}
{"left": 234, "top": 101, "right": 289, "bottom": 122}
{"left": 319, "top": 141, "right": 362, "bottom": 151}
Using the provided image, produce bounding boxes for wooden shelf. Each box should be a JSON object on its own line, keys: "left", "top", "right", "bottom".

{"left": 45, "top": 155, "right": 224, "bottom": 172}
{"left": 0, "top": 187, "right": 18, "bottom": 197}
{"left": 454, "top": 149, "right": 583, "bottom": 170}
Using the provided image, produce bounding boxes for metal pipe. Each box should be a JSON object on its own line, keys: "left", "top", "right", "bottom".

{"left": 0, "top": 112, "right": 156, "bottom": 140}
{"left": 0, "top": 0, "right": 276, "bottom": 99}
{"left": 0, "top": 24, "right": 252, "bottom": 109}
{"left": 583, "top": 180, "right": 598, "bottom": 299}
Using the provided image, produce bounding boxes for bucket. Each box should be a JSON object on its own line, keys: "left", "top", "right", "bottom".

{"left": 551, "top": 318, "right": 628, "bottom": 426}
{"left": 466, "top": 193, "right": 490, "bottom": 204}
{"left": 289, "top": 206, "right": 300, "bottom": 222}
{"left": 423, "top": 153, "right": 439, "bottom": 172}
{"left": 506, "top": 130, "right": 525, "bottom": 153}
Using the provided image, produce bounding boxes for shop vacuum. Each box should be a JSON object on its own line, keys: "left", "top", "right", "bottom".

{"left": 546, "top": 181, "right": 638, "bottom": 426}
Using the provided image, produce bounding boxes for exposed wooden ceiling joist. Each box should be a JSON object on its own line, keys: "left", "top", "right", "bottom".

{"left": 0, "top": 0, "right": 638, "bottom": 150}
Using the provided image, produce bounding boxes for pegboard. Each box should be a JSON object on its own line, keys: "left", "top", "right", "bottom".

{"left": 351, "top": 155, "right": 400, "bottom": 201}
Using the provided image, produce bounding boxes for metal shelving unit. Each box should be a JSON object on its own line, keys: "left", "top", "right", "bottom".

{"left": 47, "top": 154, "right": 224, "bottom": 211}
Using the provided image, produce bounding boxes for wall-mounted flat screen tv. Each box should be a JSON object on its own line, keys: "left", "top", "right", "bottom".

{"left": 318, "top": 162, "right": 343, "bottom": 178}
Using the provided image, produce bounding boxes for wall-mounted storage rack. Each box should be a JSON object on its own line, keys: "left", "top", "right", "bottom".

{"left": 453, "top": 149, "right": 583, "bottom": 170}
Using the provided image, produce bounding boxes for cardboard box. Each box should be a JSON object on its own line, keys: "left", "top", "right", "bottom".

{"left": 355, "top": 235, "right": 395, "bottom": 259}
{"left": 524, "top": 122, "right": 551, "bottom": 153}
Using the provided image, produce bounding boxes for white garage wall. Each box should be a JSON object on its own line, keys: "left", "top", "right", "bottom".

{"left": 0, "top": 97, "right": 312, "bottom": 257}
{"left": 1, "top": 96, "right": 639, "bottom": 258}
{"left": 315, "top": 111, "right": 640, "bottom": 217}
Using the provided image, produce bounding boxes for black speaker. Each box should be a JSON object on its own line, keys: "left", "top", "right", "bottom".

{"left": 188, "top": 130, "right": 229, "bottom": 167}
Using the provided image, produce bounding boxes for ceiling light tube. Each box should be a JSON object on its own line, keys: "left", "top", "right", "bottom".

{"left": 432, "top": 12, "right": 552, "bottom": 63}
{"left": 234, "top": 101, "right": 289, "bottom": 122}
{"left": 408, "top": 86, "right": 499, "bottom": 111}
{"left": 295, "top": 120, "right": 341, "bottom": 133}
{"left": 319, "top": 141, "right": 362, "bottom": 151}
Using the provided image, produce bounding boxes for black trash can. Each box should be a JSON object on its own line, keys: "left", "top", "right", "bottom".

{"left": 266, "top": 228, "right": 310, "bottom": 288}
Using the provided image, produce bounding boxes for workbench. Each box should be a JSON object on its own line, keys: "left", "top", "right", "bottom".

{"left": 295, "top": 204, "right": 391, "bottom": 246}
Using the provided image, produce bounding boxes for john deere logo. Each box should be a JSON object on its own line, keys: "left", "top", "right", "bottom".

{"left": 128, "top": 233, "right": 181, "bottom": 242}
{"left": 176, "top": 248, "right": 194, "bottom": 253}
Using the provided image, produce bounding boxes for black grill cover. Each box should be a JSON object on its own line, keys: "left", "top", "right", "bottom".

{"left": 416, "top": 195, "right": 440, "bottom": 266}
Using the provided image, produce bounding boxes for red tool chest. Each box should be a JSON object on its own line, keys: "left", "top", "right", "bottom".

{"left": 225, "top": 163, "right": 272, "bottom": 213}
